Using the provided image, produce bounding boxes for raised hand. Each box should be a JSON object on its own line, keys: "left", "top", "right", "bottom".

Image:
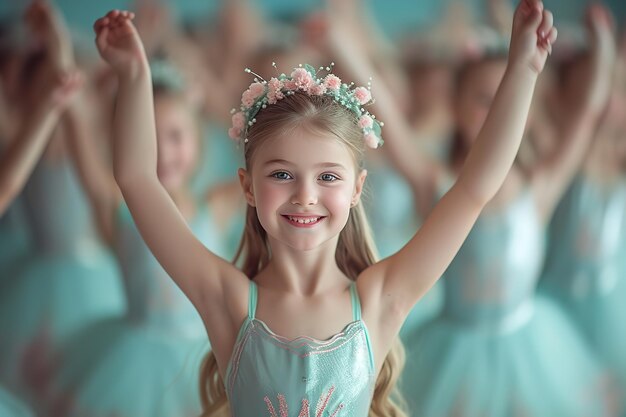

{"left": 93, "top": 10, "right": 147, "bottom": 76}
{"left": 509, "top": 0, "right": 557, "bottom": 74}
{"left": 24, "top": 0, "right": 74, "bottom": 71}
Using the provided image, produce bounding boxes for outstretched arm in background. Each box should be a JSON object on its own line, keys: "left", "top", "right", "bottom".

{"left": 0, "top": 0, "right": 83, "bottom": 215}
{"left": 326, "top": 1, "right": 446, "bottom": 219}
{"left": 531, "top": 4, "right": 616, "bottom": 221}
{"left": 357, "top": 0, "right": 556, "bottom": 334}
{"left": 0, "top": 71, "right": 82, "bottom": 215}
{"left": 26, "top": 0, "right": 122, "bottom": 244}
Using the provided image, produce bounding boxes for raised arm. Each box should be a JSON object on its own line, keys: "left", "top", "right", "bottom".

{"left": 64, "top": 92, "right": 121, "bottom": 245}
{"left": 532, "top": 4, "right": 616, "bottom": 221}
{"left": 28, "top": 0, "right": 122, "bottom": 244}
{"left": 326, "top": 7, "right": 444, "bottom": 219}
{"left": 93, "top": 11, "right": 243, "bottom": 310}
{"left": 361, "top": 0, "right": 556, "bottom": 318}
{"left": 0, "top": 0, "right": 83, "bottom": 215}
{"left": 0, "top": 70, "right": 82, "bottom": 215}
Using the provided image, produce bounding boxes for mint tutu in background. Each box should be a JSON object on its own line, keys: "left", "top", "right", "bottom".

{"left": 52, "top": 202, "right": 227, "bottom": 417}
{"left": 0, "top": 195, "right": 31, "bottom": 291}
{"left": 0, "top": 160, "right": 125, "bottom": 408}
{"left": 399, "top": 191, "right": 614, "bottom": 417}
{"left": 0, "top": 386, "right": 34, "bottom": 417}
{"left": 540, "top": 175, "right": 626, "bottom": 412}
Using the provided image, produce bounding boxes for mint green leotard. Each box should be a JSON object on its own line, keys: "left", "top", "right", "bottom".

{"left": 225, "top": 281, "right": 376, "bottom": 417}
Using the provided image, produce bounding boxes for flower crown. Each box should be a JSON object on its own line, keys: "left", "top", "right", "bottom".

{"left": 228, "top": 63, "right": 384, "bottom": 149}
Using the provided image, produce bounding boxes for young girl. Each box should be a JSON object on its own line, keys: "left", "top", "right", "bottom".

{"left": 0, "top": 2, "right": 124, "bottom": 410}
{"left": 0, "top": 59, "right": 81, "bottom": 293}
{"left": 92, "top": 1, "right": 554, "bottom": 415}
{"left": 540, "top": 31, "right": 626, "bottom": 409}
{"left": 327, "top": 3, "right": 616, "bottom": 416}
{"left": 52, "top": 60, "right": 243, "bottom": 417}
{"left": 0, "top": 8, "right": 80, "bottom": 416}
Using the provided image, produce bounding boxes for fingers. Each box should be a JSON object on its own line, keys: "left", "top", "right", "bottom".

{"left": 546, "top": 26, "right": 558, "bottom": 45}
{"left": 536, "top": 8, "right": 554, "bottom": 54}
{"left": 95, "top": 24, "right": 109, "bottom": 52}
{"left": 538, "top": 9, "right": 553, "bottom": 40}
{"left": 515, "top": 0, "right": 543, "bottom": 27}
{"left": 93, "top": 10, "right": 135, "bottom": 34}
{"left": 93, "top": 16, "right": 108, "bottom": 33}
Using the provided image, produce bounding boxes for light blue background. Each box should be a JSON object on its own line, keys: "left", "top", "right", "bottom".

{"left": 1, "top": 0, "right": 625, "bottom": 38}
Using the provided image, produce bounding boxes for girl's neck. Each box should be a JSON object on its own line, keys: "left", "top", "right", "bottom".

{"left": 256, "top": 236, "right": 350, "bottom": 296}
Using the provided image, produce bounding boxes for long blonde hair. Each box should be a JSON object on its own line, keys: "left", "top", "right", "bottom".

{"left": 199, "top": 92, "right": 407, "bottom": 417}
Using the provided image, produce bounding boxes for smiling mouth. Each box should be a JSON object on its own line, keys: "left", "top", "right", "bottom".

{"left": 282, "top": 215, "right": 326, "bottom": 226}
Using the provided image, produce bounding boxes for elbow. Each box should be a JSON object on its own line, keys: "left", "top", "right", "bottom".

{"left": 113, "top": 167, "right": 149, "bottom": 192}
{"left": 112, "top": 167, "right": 133, "bottom": 190}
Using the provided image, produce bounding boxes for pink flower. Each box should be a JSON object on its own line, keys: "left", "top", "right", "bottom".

{"left": 267, "top": 77, "right": 285, "bottom": 104}
{"left": 241, "top": 82, "right": 266, "bottom": 108}
{"left": 228, "top": 127, "right": 242, "bottom": 141}
{"left": 249, "top": 82, "right": 266, "bottom": 97}
{"left": 358, "top": 115, "right": 373, "bottom": 129}
{"left": 354, "top": 87, "right": 371, "bottom": 105}
{"left": 364, "top": 132, "right": 379, "bottom": 149}
{"left": 309, "top": 83, "right": 327, "bottom": 96}
{"left": 241, "top": 93, "right": 255, "bottom": 108}
{"left": 283, "top": 80, "right": 297, "bottom": 91}
{"left": 232, "top": 112, "right": 246, "bottom": 130}
{"left": 324, "top": 74, "right": 341, "bottom": 90}
{"left": 291, "top": 68, "right": 314, "bottom": 91}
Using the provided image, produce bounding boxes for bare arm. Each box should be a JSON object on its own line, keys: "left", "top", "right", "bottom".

{"left": 360, "top": 0, "right": 556, "bottom": 319}
{"left": 325, "top": 0, "right": 412, "bottom": 112}
{"left": 64, "top": 94, "right": 121, "bottom": 244}
{"left": 26, "top": 0, "right": 120, "bottom": 242}
{"left": 532, "top": 4, "right": 615, "bottom": 222}
{"left": 327, "top": 12, "right": 444, "bottom": 219}
{"left": 0, "top": 71, "right": 82, "bottom": 215}
{"left": 93, "top": 10, "right": 246, "bottom": 318}
{"left": 0, "top": 0, "right": 82, "bottom": 215}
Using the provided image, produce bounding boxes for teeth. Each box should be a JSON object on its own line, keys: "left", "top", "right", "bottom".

{"left": 288, "top": 216, "right": 320, "bottom": 224}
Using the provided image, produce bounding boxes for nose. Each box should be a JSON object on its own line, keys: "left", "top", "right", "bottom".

{"left": 291, "top": 180, "right": 318, "bottom": 206}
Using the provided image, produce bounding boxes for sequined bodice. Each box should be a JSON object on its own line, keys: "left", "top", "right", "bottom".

{"left": 225, "top": 282, "right": 376, "bottom": 417}
{"left": 443, "top": 191, "right": 544, "bottom": 328}
{"left": 115, "top": 203, "right": 224, "bottom": 336}
{"left": 543, "top": 176, "right": 626, "bottom": 296}
{"left": 22, "top": 160, "right": 100, "bottom": 254}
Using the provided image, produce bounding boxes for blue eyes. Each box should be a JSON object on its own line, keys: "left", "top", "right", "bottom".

{"left": 270, "top": 172, "right": 339, "bottom": 182}
{"left": 271, "top": 171, "right": 292, "bottom": 180}
{"left": 320, "top": 173, "right": 339, "bottom": 182}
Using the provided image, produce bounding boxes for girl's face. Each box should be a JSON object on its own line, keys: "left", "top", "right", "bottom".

{"left": 240, "top": 128, "right": 366, "bottom": 252}
{"left": 154, "top": 95, "right": 199, "bottom": 191}
{"left": 455, "top": 59, "right": 507, "bottom": 145}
